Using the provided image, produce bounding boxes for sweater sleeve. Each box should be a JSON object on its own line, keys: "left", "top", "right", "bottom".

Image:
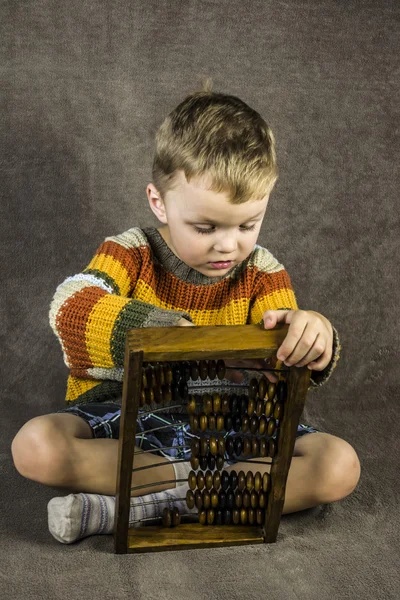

{"left": 248, "top": 249, "right": 341, "bottom": 390}
{"left": 49, "top": 228, "right": 193, "bottom": 381}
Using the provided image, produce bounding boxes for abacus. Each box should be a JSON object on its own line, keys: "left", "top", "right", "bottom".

{"left": 115, "top": 323, "right": 311, "bottom": 554}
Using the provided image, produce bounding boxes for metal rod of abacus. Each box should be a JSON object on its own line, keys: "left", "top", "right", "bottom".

{"left": 137, "top": 403, "right": 184, "bottom": 416}
{"left": 131, "top": 456, "right": 273, "bottom": 478}
{"left": 130, "top": 496, "right": 187, "bottom": 508}
{"left": 131, "top": 478, "right": 187, "bottom": 492}
{"left": 135, "top": 422, "right": 187, "bottom": 437}
{"left": 224, "top": 366, "right": 289, "bottom": 373}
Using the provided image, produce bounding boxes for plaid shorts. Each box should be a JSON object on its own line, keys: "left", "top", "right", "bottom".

{"left": 56, "top": 401, "right": 321, "bottom": 463}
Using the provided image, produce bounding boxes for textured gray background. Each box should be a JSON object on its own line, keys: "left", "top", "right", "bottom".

{"left": 1, "top": 1, "right": 399, "bottom": 599}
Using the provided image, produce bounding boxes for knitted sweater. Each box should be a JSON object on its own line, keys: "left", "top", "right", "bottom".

{"left": 49, "top": 226, "right": 341, "bottom": 406}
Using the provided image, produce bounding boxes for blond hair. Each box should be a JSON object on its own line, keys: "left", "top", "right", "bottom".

{"left": 151, "top": 78, "right": 278, "bottom": 204}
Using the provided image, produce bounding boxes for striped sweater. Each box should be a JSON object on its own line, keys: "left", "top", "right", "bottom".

{"left": 49, "top": 226, "right": 341, "bottom": 406}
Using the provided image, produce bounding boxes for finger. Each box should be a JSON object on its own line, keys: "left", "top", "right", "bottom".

{"left": 276, "top": 310, "right": 309, "bottom": 362}
{"left": 282, "top": 328, "right": 324, "bottom": 366}
{"left": 305, "top": 347, "right": 331, "bottom": 371}
{"left": 263, "top": 309, "right": 292, "bottom": 329}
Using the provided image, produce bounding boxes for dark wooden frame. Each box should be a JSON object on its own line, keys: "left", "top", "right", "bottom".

{"left": 114, "top": 323, "right": 311, "bottom": 554}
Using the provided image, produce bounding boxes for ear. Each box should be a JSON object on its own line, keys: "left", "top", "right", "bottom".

{"left": 146, "top": 184, "right": 168, "bottom": 224}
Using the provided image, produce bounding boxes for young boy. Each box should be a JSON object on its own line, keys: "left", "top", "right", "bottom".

{"left": 11, "top": 86, "right": 360, "bottom": 544}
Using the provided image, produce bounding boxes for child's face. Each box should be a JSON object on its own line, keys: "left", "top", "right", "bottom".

{"left": 147, "top": 170, "right": 270, "bottom": 277}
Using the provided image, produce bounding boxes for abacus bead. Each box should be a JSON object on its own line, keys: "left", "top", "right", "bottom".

{"left": 207, "top": 454, "right": 216, "bottom": 470}
{"left": 189, "top": 414, "right": 198, "bottom": 432}
{"left": 235, "top": 490, "right": 243, "bottom": 508}
{"left": 199, "top": 456, "right": 208, "bottom": 470}
{"left": 190, "top": 361, "right": 200, "bottom": 381}
{"left": 212, "top": 393, "right": 221, "bottom": 413}
{"left": 260, "top": 438, "right": 268, "bottom": 457}
{"left": 217, "top": 437, "right": 226, "bottom": 456}
{"left": 216, "top": 413, "right": 225, "bottom": 431}
{"left": 219, "top": 491, "right": 227, "bottom": 509}
{"left": 154, "top": 363, "right": 163, "bottom": 386}
{"left": 208, "top": 413, "right": 216, "bottom": 431}
{"left": 203, "top": 393, "right": 212, "bottom": 415}
{"left": 164, "top": 365, "right": 173, "bottom": 385}
{"left": 216, "top": 456, "right": 224, "bottom": 470}
{"left": 254, "top": 472, "right": 262, "bottom": 492}
{"left": 259, "top": 491, "right": 267, "bottom": 508}
{"left": 172, "top": 507, "right": 181, "bottom": 527}
{"left": 267, "top": 418, "right": 276, "bottom": 437}
{"left": 229, "top": 470, "right": 238, "bottom": 490}
{"left": 252, "top": 438, "right": 260, "bottom": 457}
{"left": 240, "top": 508, "right": 248, "bottom": 525}
{"left": 221, "top": 470, "right": 230, "bottom": 491}
{"left": 140, "top": 390, "right": 146, "bottom": 407}
{"left": 277, "top": 380, "right": 287, "bottom": 403}
{"left": 205, "top": 470, "right": 213, "bottom": 490}
{"left": 200, "top": 437, "right": 208, "bottom": 456}
{"left": 208, "top": 360, "right": 217, "bottom": 380}
{"left": 224, "top": 414, "right": 233, "bottom": 431}
{"left": 147, "top": 366, "right": 156, "bottom": 388}
{"left": 207, "top": 509, "right": 215, "bottom": 525}
{"left": 199, "top": 360, "right": 208, "bottom": 380}
{"left": 259, "top": 415, "right": 267, "bottom": 435}
{"left": 211, "top": 489, "right": 219, "bottom": 508}
{"left": 209, "top": 436, "right": 218, "bottom": 456}
{"left": 197, "top": 471, "right": 205, "bottom": 490}
{"left": 195, "top": 490, "right": 203, "bottom": 509}
{"left": 268, "top": 439, "right": 277, "bottom": 458}
{"left": 172, "top": 365, "right": 181, "bottom": 383}
{"left": 183, "top": 361, "right": 191, "bottom": 382}
{"left": 265, "top": 401, "right": 273, "bottom": 418}
{"left": 221, "top": 394, "right": 230, "bottom": 414}
{"left": 186, "top": 395, "right": 196, "bottom": 414}
{"left": 251, "top": 490, "right": 259, "bottom": 509}
{"left": 248, "top": 508, "right": 256, "bottom": 525}
{"left": 258, "top": 377, "right": 268, "bottom": 399}
{"left": 162, "top": 384, "right": 172, "bottom": 404}
{"left": 246, "top": 471, "right": 254, "bottom": 491}
{"left": 250, "top": 415, "right": 259, "bottom": 434}
{"left": 162, "top": 507, "right": 172, "bottom": 527}
{"left": 199, "top": 510, "right": 207, "bottom": 525}
{"left": 215, "top": 509, "right": 223, "bottom": 525}
{"left": 238, "top": 470, "right": 246, "bottom": 491}
{"left": 233, "top": 509, "right": 240, "bottom": 525}
{"left": 257, "top": 508, "right": 264, "bottom": 525}
{"left": 234, "top": 436, "right": 243, "bottom": 457}
{"left": 190, "top": 456, "right": 200, "bottom": 470}
{"left": 188, "top": 471, "right": 197, "bottom": 490}
{"left": 229, "top": 395, "right": 239, "bottom": 415}
{"left": 145, "top": 387, "right": 154, "bottom": 404}
{"left": 267, "top": 382, "right": 276, "bottom": 401}
{"left": 232, "top": 415, "right": 241, "bottom": 432}
{"left": 242, "top": 489, "right": 251, "bottom": 508}
{"left": 186, "top": 489, "right": 195, "bottom": 509}
{"left": 191, "top": 438, "right": 200, "bottom": 457}
{"left": 223, "top": 509, "right": 232, "bottom": 525}
{"left": 274, "top": 403, "right": 283, "bottom": 420}
{"left": 239, "top": 395, "right": 248, "bottom": 416}
{"left": 256, "top": 400, "right": 264, "bottom": 417}
{"left": 178, "top": 379, "right": 189, "bottom": 400}
{"left": 213, "top": 471, "right": 221, "bottom": 490}
{"left": 248, "top": 378, "right": 258, "bottom": 399}
{"left": 243, "top": 437, "right": 251, "bottom": 456}
{"left": 217, "top": 359, "right": 226, "bottom": 379}
{"left": 242, "top": 414, "right": 249, "bottom": 433}
{"left": 199, "top": 413, "right": 208, "bottom": 432}
{"left": 226, "top": 491, "right": 235, "bottom": 509}
{"left": 262, "top": 472, "right": 271, "bottom": 492}
{"left": 248, "top": 398, "right": 256, "bottom": 415}
{"left": 203, "top": 490, "right": 211, "bottom": 509}
{"left": 153, "top": 386, "right": 163, "bottom": 404}
{"left": 225, "top": 437, "right": 234, "bottom": 457}
{"left": 142, "top": 371, "right": 147, "bottom": 389}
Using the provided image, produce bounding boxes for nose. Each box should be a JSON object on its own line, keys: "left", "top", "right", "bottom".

{"left": 213, "top": 232, "right": 238, "bottom": 254}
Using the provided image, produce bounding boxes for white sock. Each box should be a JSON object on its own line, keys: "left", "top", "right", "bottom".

{"left": 47, "top": 457, "right": 195, "bottom": 544}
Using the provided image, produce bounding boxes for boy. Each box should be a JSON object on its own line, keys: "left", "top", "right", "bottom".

{"left": 11, "top": 86, "right": 360, "bottom": 543}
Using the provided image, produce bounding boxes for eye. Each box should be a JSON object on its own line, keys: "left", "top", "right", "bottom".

{"left": 194, "top": 226, "right": 215, "bottom": 235}
{"left": 239, "top": 224, "right": 256, "bottom": 232}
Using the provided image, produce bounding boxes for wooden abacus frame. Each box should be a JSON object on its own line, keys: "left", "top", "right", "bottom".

{"left": 114, "top": 323, "right": 311, "bottom": 554}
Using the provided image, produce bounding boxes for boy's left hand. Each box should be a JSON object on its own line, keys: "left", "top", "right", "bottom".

{"left": 263, "top": 309, "right": 333, "bottom": 371}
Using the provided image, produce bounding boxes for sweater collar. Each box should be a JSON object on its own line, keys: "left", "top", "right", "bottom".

{"left": 142, "top": 227, "right": 241, "bottom": 285}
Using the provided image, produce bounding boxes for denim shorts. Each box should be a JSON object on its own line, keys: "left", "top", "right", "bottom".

{"left": 56, "top": 401, "right": 321, "bottom": 464}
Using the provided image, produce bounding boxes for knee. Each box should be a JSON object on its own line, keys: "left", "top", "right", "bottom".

{"left": 315, "top": 438, "right": 361, "bottom": 504}
{"left": 11, "top": 416, "right": 69, "bottom": 484}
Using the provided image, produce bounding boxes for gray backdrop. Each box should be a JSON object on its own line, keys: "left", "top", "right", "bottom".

{"left": 1, "top": 1, "right": 399, "bottom": 599}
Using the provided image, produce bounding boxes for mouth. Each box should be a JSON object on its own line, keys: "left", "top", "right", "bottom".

{"left": 208, "top": 260, "right": 233, "bottom": 269}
